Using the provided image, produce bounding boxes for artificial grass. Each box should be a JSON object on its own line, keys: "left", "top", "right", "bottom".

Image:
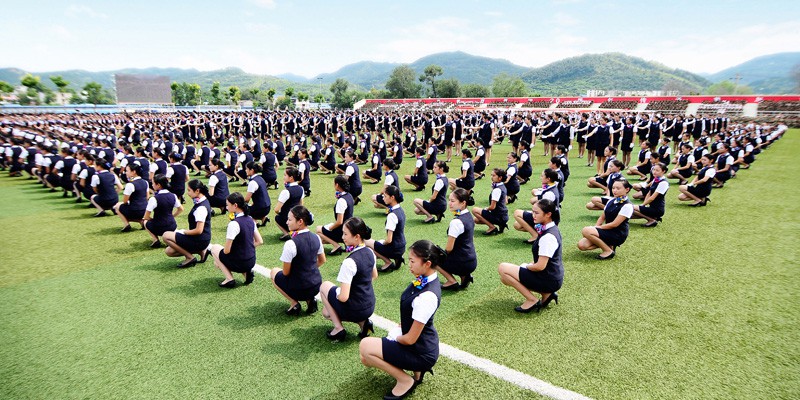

{"left": 0, "top": 132, "right": 798, "bottom": 399}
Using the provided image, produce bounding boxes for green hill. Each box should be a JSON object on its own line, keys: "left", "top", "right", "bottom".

{"left": 521, "top": 53, "right": 711, "bottom": 96}
{"left": 705, "top": 52, "right": 800, "bottom": 94}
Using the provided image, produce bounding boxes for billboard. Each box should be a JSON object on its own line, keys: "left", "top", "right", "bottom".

{"left": 114, "top": 74, "right": 171, "bottom": 104}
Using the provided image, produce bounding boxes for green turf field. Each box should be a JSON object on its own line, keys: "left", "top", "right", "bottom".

{"left": 1, "top": 132, "right": 798, "bottom": 399}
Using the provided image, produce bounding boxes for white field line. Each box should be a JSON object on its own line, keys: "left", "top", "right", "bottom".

{"left": 253, "top": 265, "right": 591, "bottom": 400}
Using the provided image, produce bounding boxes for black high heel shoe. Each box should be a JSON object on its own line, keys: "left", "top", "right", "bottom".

{"left": 176, "top": 258, "right": 198, "bottom": 269}
{"left": 326, "top": 328, "right": 347, "bottom": 341}
{"left": 596, "top": 251, "right": 616, "bottom": 260}
{"left": 218, "top": 279, "right": 236, "bottom": 289}
{"left": 306, "top": 299, "right": 318, "bottom": 314}
{"left": 358, "top": 319, "right": 374, "bottom": 339}
{"left": 243, "top": 272, "right": 254, "bottom": 286}
{"left": 483, "top": 227, "right": 499, "bottom": 236}
{"left": 383, "top": 383, "right": 416, "bottom": 400}
{"left": 498, "top": 222, "right": 508, "bottom": 233}
{"left": 460, "top": 274, "right": 474, "bottom": 290}
{"left": 415, "top": 369, "right": 434, "bottom": 385}
{"left": 436, "top": 213, "right": 444, "bottom": 222}
{"left": 441, "top": 282, "right": 461, "bottom": 291}
{"left": 542, "top": 292, "right": 559, "bottom": 308}
{"left": 199, "top": 250, "right": 210, "bottom": 263}
{"left": 285, "top": 303, "right": 301, "bottom": 316}
{"left": 514, "top": 300, "right": 542, "bottom": 313}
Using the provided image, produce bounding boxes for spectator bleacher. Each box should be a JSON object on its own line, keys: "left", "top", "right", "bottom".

{"left": 599, "top": 100, "right": 638, "bottom": 109}
{"left": 558, "top": 100, "right": 593, "bottom": 108}
{"left": 758, "top": 100, "right": 800, "bottom": 112}
{"left": 521, "top": 101, "right": 551, "bottom": 108}
{"left": 697, "top": 100, "right": 745, "bottom": 115}
{"left": 646, "top": 100, "right": 689, "bottom": 112}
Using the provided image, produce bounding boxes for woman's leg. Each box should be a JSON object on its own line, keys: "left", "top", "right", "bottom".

{"left": 497, "top": 262, "right": 538, "bottom": 307}
{"left": 114, "top": 203, "right": 130, "bottom": 228}
{"left": 319, "top": 281, "right": 345, "bottom": 334}
{"left": 579, "top": 227, "right": 612, "bottom": 255}
{"left": 413, "top": 198, "right": 432, "bottom": 219}
{"left": 513, "top": 209, "right": 537, "bottom": 240}
{"left": 435, "top": 266, "right": 458, "bottom": 286}
{"left": 269, "top": 268, "right": 298, "bottom": 307}
{"left": 359, "top": 338, "right": 416, "bottom": 397}
{"left": 209, "top": 244, "right": 235, "bottom": 283}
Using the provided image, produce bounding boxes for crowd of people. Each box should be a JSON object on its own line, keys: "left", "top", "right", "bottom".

{"left": 1, "top": 107, "right": 788, "bottom": 399}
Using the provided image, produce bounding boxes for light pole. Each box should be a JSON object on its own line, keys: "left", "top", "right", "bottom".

{"left": 317, "top": 77, "right": 323, "bottom": 104}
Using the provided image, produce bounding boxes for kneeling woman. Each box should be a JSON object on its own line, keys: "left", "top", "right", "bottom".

{"left": 359, "top": 240, "right": 445, "bottom": 400}
{"left": 207, "top": 159, "right": 230, "bottom": 215}
{"left": 366, "top": 185, "right": 407, "bottom": 272}
{"left": 498, "top": 199, "right": 562, "bottom": 313}
{"left": 270, "top": 205, "right": 327, "bottom": 315}
{"left": 412, "top": 161, "right": 448, "bottom": 224}
{"left": 115, "top": 163, "right": 150, "bottom": 232}
{"left": 438, "top": 188, "right": 477, "bottom": 290}
{"left": 320, "top": 217, "right": 378, "bottom": 341}
{"left": 577, "top": 180, "right": 633, "bottom": 260}
{"left": 143, "top": 174, "right": 183, "bottom": 248}
{"left": 631, "top": 162, "right": 669, "bottom": 227}
{"left": 243, "top": 162, "right": 271, "bottom": 227}
{"left": 208, "top": 192, "right": 264, "bottom": 288}
{"left": 514, "top": 168, "right": 560, "bottom": 244}
{"left": 471, "top": 168, "right": 509, "bottom": 235}
{"left": 678, "top": 154, "right": 715, "bottom": 207}
{"left": 163, "top": 179, "right": 213, "bottom": 268}
{"left": 317, "top": 175, "right": 355, "bottom": 256}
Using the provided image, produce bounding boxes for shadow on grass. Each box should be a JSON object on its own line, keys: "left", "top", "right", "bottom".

{"left": 260, "top": 325, "right": 354, "bottom": 362}
{"left": 217, "top": 303, "right": 297, "bottom": 329}
{"left": 167, "top": 277, "right": 229, "bottom": 297}
{"left": 136, "top": 260, "right": 185, "bottom": 274}
{"left": 310, "top": 369, "right": 392, "bottom": 400}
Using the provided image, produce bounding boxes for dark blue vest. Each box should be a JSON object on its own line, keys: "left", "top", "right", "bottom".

{"left": 169, "top": 163, "right": 187, "bottom": 195}
{"left": 152, "top": 191, "right": 177, "bottom": 227}
{"left": 189, "top": 198, "right": 212, "bottom": 243}
{"left": 249, "top": 175, "right": 271, "bottom": 211}
{"left": 388, "top": 206, "right": 406, "bottom": 252}
{"left": 531, "top": 224, "right": 563, "bottom": 284}
{"left": 603, "top": 199, "right": 630, "bottom": 238}
{"left": 212, "top": 170, "right": 229, "bottom": 201}
{"left": 229, "top": 215, "right": 256, "bottom": 261}
{"left": 342, "top": 247, "right": 377, "bottom": 314}
{"left": 96, "top": 171, "right": 118, "bottom": 203}
{"left": 399, "top": 278, "right": 441, "bottom": 364}
{"left": 490, "top": 183, "right": 508, "bottom": 222}
{"left": 288, "top": 231, "right": 323, "bottom": 295}
{"left": 279, "top": 184, "right": 304, "bottom": 219}
{"left": 448, "top": 212, "right": 476, "bottom": 265}
{"left": 129, "top": 179, "right": 149, "bottom": 210}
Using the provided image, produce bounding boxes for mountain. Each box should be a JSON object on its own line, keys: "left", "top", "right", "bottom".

{"left": 275, "top": 73, "right": 310, "bottom": 82}
{"left": 521, "top": 53, "right": 711, "bottom": 96}
{"left": 0, "top": 67, "right": 328, "bottom": 96}
{"left": 705, "top": 52, "right": 800, "bottom": 94}
{"left": 312, "top": 51, "right": 530, "bottom": 88}
{"left": 313, "top": 61, "right": 400, "bottom": 88}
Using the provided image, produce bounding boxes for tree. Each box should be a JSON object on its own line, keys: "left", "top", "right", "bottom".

{"left": 248, "top": 88, "right": 260, "bottom": 99}
{"left": 210, "top": 81, "right": 222, "bottom": 105}
{"left": 462, "top": 83, "right": 491, "bottom": 98}
{"left": 297, "top": 92, "right": 309, "bottom": 102}
{"left": 285, "top": 87, "right": 295, "bottom": 97}
{"left": 706, "top": 80, "right": 753, "bottom": 95}
{"left": 661, "top": 79, "right": 693, "bottom": 95}
{"left": 228, "top": 86, "right": 242, "bottom": 104}
{"left": 386, "top": 65, "right": 421, "bottom": 99}
{"left": 330, "top": 78, "right": 351, "bottom": 109}
{"left": 49, "top": 75, "right": 70, "bottom": 93}
{"left": 313, "top": 94, "right": 324, "bottom": 103}
{"left": 419, "top": 64, "right": 443, "bottom": 97}
{"left": 266, "top": 88, "right": 276, "bottom": 102}
{"left": 274, "top": 96, "right": 294, "bottom": 110}
{"left": 21, "top": 74, "right": 43, "bottom": 92}
{"left": 82, "top": 82, "right": 114, "bottom": 104}
{"left": 0, "top": 81, "right": 14, "bottom": 94}
{"left": 435, "top": 78, "right": 462, "bottom": 98}
{"left": 492, "top": 73, "right": 527, "bottom": 97}
{"left": 187, "top": 83, "right": 201, "bottom": 106}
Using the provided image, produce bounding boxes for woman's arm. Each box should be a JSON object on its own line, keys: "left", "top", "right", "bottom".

{"left": 486, "top": 199, "right": 497, "bottom": 211}
{"left": 316, "top": 252, "right": 326, "bottom": 268}
{"left": 337, "top": 282, "right": 352, "bottom": 302}
{"left": 595, "top": 213, "right": 606, "bottom": 226}
{"left": 173, "top": 204, "right": 184, "bottom": 217}
{"left": 223, "top": 238, "right": 234, "bottom": 255}
{"left": 143, "top": 210, "right": 152, "bottom": 221}
{"left": 384, "top": 229, "right": 394, "bottom": 245}
{"left": 330, "top": 211, "right": 345, "bottom": 230}
{"left": 253, "top": 229, "right": 264, "bottom": 247}
{"left": 282, "top": 261, "right": 292, "bottom": 276}
{"left": 599, "top": 214, "right": 627, "bottom": 230}
{"left": 274, "top": 201, "right": 284, "bottom": 215}
{"left": 396, "top": 321, "right": 426, "bottom": 346}
{"left": 524, "top": 255, "right": 550, "bottom": 272}
{"left": 445, "top": 235, "right": 456, "bottom": 253}
{"left": 183, "top": 221, "right": 204, "bottom": 236}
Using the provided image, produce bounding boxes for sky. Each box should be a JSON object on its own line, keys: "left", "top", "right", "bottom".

{"left": 4, "top": 0, "right": 800, "bottom": 78}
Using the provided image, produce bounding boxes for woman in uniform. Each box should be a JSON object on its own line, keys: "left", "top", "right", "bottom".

{"left": 163, "top": 179, "right": 213, "bottom": 268}
{"left": 631, "top": 162, "right": 669, "bottom": 227}
{"left": 514, "top": 168, "right": 560, "bottom": 243}
{"left": 208, "top": 192, "right": 264, "bottom": 288}
{"left": 498, "top": 198, "right": 562, "bottom": 313}
{"left": 359, "top": 240, "right": 445, "bottom": 400}
{"left": 317, "top": 175, "right": 355, "bottom": 256}
{"left": 366, "top": 185, "right": 407, "bottom": 273}
{"left": 114, "top": 163, "right": 150, "bottom": 232}
{"left": 577, "top": 179, "right": 633, "bottom": 260}
{"left": 270, "top": 205, "right": 326, "bottom": 315}
{"left": 471, "top": 168, "right": 509, "bottom": 235}
{"left": 274, "top": 167, "right": 305, "bottom": 240}
{"left": 143, "top": 174, "right": 183, "bottom": 248}
{"left": 438, "top": 188, "right": 477, "bottom": 291}
{"left": 319, "top": 217, "right": 378, "bottom": 341}
{"left": 243, "top": 162, "right": 271, "bottom": 227}
{"left": 412, "top": 161, "right": 448, "bottom": 224}
{"left": 678, "top": 154, "right": 715, "bottom": 207}
{"left": 207, "top": 159, "right": 230, "bottom": 215}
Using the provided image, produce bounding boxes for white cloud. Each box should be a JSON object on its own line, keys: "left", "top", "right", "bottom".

{"left": 51, "top": 25, "right": 74, "bottom": 40}
{"left": 484, "top": 11, "right": 503, "bottom": 17}
{"left": 553, "top": 12, "right": 579, "bottom": 26}
{"left": 250, "top": 0, "right": 276, "bottom": 9}
{"left": 65, "top": 4, "right": 108, "bottom": 19}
